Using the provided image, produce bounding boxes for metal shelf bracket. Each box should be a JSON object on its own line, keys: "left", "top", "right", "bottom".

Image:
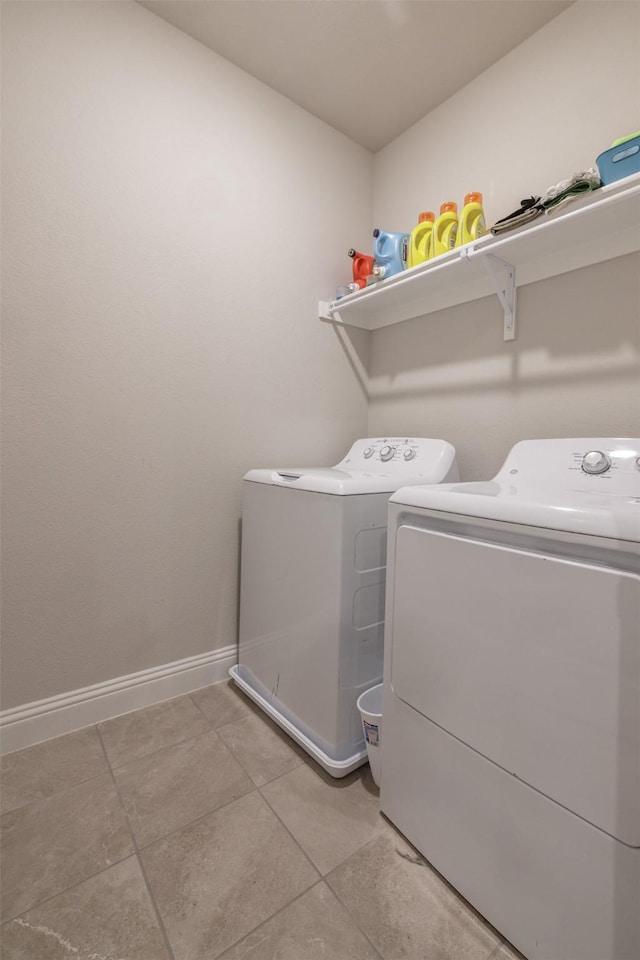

{"left": 480, "top": 253, "right": 517, "bottom": 340}
{"left": 318, "top": 300, "right": 335, "bottom": 322}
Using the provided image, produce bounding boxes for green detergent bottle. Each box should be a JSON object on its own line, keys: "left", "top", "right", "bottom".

{"left": 456, "top": 192, "right": 486, "bottom": 247}
{"left": 407, "top": 212, "right": 435, "bottom": 268}
{"left": 432, "top": 202, "right": 458, "bottom": 258}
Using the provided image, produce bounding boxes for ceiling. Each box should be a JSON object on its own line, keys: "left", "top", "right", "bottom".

{"left": 140, "top": 0, "right": 572, "bottom": 152}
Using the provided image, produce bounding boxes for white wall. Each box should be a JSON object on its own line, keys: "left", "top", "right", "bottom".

{"left": 3, "top": 0, "right": 639, "bottom": 716}
{"left": 370, "top": 0, "right": 640, "bottom": 479}
{"left": 1, "top": 1, "right": 372, "bottom": 709}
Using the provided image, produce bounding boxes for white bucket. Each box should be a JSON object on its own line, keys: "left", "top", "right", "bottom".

{"left": 357, "top": 683, "right": 383, "bottom": 787}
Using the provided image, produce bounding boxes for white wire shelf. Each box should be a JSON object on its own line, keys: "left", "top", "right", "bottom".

{"left": 319, "top": 173, "right": 640, "bottom": 341}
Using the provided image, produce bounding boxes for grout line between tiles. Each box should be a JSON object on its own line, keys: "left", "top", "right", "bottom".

{"left": 4, "top": 692, "right": 512, "bottom": 960}
{"left": 190, "top": 680, "right": 318, "bottom": 752}
{"left": 210, "top": 726, "right": 263, "bottom": 788}
{"left": 199, "top": 700, "right": 277, "bottom": 735}
{"left": 101, "top": 717, "right": 326, "bottom": 960}
{"left": 321, "top": 842, "right": 397, "bottom": 960}
{"left": 323, "top": 816, "right": 503, "bottom": 960}
{"left": 128, "top": 783, "right": 264, "bottom": 852}
{"left": 254, "top": 772, "right": 393, "bottom": 957}
{"left": 7, "top": 703, "right": 371, "bottom": 958}
{"left": 138, "top": 704, "right": 300, "bottom": 818}
{"left": 258, "top": 760, "right": 390, "bottom": 880}
{"left": 190, "top": 679, "right": 317, "bottom": 769}
{"left": 257, "top": 782, "right": 324, "bottom": 881}
{"left": 207, "top": 707, "right": 307, "bottom": 790}
{"left": 188, "top": 680, "right": 261, "bottom": 730}
{"left": 102, "top": 722, "right": 217, "bottom": 773}
{"left": 206, "top": 879, "right": 327, "bottom": 960}
{"left": 323, "top": 872, "right": 387, "bottom": 960}
{"left": 101, "top": 738, "right": 326, "bottom": 960}
{"left": 0, "top": 850, "right": 136, "bottom": 926}
{"left": 1, "top": 767, "right": 114, "bottom": 819}
{"left": 95, "top": 725, "right": 177, "bottom": 960}
{"left": 187, "top": 689, "right": 223, "bottom": 726}
{"left": 205, "top": 713, "right": 255, "bottom": 734}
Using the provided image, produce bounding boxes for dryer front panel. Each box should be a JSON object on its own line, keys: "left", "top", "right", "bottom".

{"left": 390, "top": 523, "right": 640, "bottom": 845}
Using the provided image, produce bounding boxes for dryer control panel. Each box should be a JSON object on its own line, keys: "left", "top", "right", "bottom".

{"left": 498, "top": 438, "right": 640, "bottom": 493}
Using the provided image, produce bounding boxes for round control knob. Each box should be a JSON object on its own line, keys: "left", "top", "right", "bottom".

{"left": 582, "top": 450, "right": 611, "bottom": 475}
{"left": 363, "top": 447, "right": 374, "bottom": 459}
{"left": 403, "top": 448, "right": 416, "bottom": 461}
{"left": 380, "top": 445, "right": 396, "bottom": 462}
{"left": 636, "top": 457, "right": 640, "bottom": 472}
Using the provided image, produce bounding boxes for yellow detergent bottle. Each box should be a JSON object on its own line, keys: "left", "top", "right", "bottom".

{"left": 456, "top": 192, "right": 487, "bottom": 247}
{"left": 432, "top": 202, "right": 458, "bottom": 257}
{"left": 407, "top": 212, "right": 435, "bottom": 268}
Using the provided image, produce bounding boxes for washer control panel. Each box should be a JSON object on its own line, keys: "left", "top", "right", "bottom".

{"left": 337, "top": 437, "right": 457, "bottom": 480}
{"left": 345, "top": 438, "right": 426, "bottom": 466}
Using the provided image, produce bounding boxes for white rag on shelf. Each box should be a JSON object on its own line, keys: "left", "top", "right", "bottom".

{"left": 540, "top": 167, "right": 602, "bottom": 213}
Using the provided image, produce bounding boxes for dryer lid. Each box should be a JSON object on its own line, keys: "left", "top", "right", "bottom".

{"left": 390, "top": 438, "right": 640, "bottom": 541}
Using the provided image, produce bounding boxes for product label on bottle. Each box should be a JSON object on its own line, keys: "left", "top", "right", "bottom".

{"left": 364, "top": 721, "right": 379, "bottom": 746}
{"left": 449, "top": 224, "right": 458, "bottom": 248}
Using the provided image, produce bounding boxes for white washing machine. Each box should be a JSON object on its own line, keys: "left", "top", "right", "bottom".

{"left": 229, "top": 437, "right": 458, "bottom": 777}
{"left": 381, "top": 438, "right": 640, "bottom": 960}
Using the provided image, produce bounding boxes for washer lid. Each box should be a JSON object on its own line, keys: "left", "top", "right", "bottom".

{"left": 243, "top": 437, "right": 458, "bottom": 495}
{"left": 390, "top": 438, "right": 640, "bottom": 541}
{"left": 244, "top": 467, "right": 440, "bottom": 495}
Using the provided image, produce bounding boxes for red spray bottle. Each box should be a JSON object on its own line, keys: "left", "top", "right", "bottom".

{"left": 348, "top": 249, "right": 377, "bottom": 289}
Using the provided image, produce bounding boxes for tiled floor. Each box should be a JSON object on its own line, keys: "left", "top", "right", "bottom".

{"left": 0, "top": 681, "right": 524, "bottom": 960}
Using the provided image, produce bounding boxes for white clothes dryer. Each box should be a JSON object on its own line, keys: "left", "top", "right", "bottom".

{"left": 381, "top": 438, "right": 640, "bottom": 960}
{"left": 229, "top": 437, "right": 458, "bottom": 777}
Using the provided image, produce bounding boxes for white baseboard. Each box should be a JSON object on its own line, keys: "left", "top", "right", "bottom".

{"left": 0, "top": 646, "right": 237, "bottom": 755}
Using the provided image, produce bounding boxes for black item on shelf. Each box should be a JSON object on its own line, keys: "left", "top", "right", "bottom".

{"left": 490, "top": 196, "right": 542, "bottom": 235}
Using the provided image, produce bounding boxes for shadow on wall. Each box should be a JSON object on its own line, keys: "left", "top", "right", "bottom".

{"left": 235, "top": 517, "right": 243, "bottom": 649}
{"left": 332, "top": 324, "right": 370, "bottom": 402}
{"left": 363, "top": 254, "right": 640, "bottom": 401}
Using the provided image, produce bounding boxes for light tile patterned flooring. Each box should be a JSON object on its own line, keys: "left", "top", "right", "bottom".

{"left": 0, "top": 681, "right": 524, "bottom": 959}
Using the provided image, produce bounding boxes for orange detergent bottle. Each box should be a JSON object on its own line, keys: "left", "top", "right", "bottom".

{"left": 432, "top": 202, "right": 458, "bottom": 257}
{"left": 456, "top": 192, "right": 487, "bottom": 247}
{"left": 407, "top": 212, "right": 435, "bottom": 268}
{"left": 348, "top": 248, "right": 377, "bottom": 289}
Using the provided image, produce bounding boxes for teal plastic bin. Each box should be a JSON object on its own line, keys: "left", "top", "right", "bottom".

{"left": 596, "top": 136, "right": 640, "bottom": 185}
